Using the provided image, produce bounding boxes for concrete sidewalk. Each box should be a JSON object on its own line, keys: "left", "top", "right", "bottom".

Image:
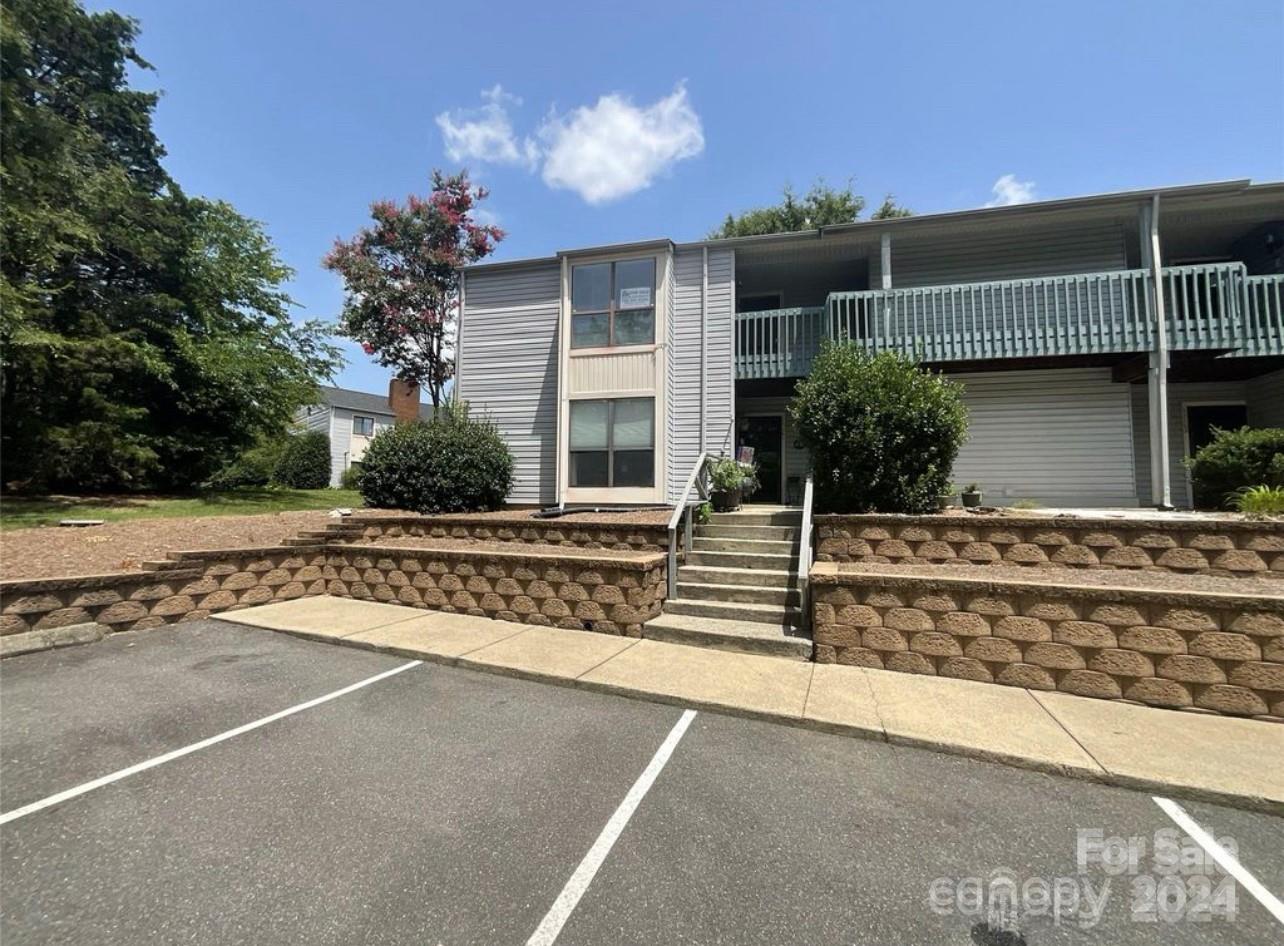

{"left": 214, "top": 597, "right": 1284, "bottom": 814}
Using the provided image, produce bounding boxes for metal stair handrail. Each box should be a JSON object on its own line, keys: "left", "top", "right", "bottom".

{"left": 667, "top": 453, "right": 711, "bottom": 599}
{"left": 797, "top": 473, "right": 815, "bottom": 631}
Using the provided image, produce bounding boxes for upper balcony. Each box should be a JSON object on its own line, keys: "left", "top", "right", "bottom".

{"left": 734, "top": 263, "right": 1284, "bottom": 380}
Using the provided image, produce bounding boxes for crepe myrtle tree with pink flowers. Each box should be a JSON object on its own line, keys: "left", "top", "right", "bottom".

{"left": 323, "top": 170, "right": 504, "bottom": 407}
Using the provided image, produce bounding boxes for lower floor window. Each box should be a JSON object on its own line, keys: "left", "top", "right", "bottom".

{"left": 569, "top": 397, "right": 654, "bottom": 488}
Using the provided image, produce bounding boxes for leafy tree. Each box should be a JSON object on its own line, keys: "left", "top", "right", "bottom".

{"left": 791, "top": 344, "right": 968, "bottom": 514}
{"left": 710, "top": 180, "right": 911, "bottom": 238}
{"left": 0, "top": 0, "right": 339, "bottom": 492}
{"left": 870, "top": 195, "right": 913, "bottom": 220}
{"left": 324, "top": 171, "right": 504, "bottom": 408}
{"left": 272, "top": 431, "right": 331, "bottom": 489}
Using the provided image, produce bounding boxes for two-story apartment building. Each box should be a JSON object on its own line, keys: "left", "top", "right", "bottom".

{"left": 456, "top": 180, "right": 1284, "bottom": 510}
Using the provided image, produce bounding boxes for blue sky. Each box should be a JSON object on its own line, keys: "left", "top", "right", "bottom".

{"left": 89, "top": 0, "right": 1284, "bottom": 395}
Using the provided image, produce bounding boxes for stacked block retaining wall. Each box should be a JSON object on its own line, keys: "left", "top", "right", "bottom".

{"left": 811, "top": 564, "right": 1284, "bottom": 719}
{"left": 815, "top": 514, "right": 1284, "bottom": 578}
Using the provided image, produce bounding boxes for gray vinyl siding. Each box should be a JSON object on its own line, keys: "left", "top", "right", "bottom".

{"left": 1248, "top": 368, "right": 1284, "bottom": 428}
{"left": 1131, "top": 380, "right": 1250, "bottom": 508}
{"left": 667, "top": 247, "right": 736, "bottom": 501}
{"left": 949, "top": 368, "right": 1137, "bottom": 506}
{"left": 882, "top": 222, "right": 1129, "bottom": 287}
{"left": 457, "top": 261, "right": 561, "bottom": 505}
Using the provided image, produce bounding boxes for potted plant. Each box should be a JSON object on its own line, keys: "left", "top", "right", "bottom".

{"left": 709, "top": 457, "right": 760, "bottom": 512}
{"left": 961, "top": 482, "right": 984, "bottom": 508}
{"left": 937, "top": 483, "right": 959, "bottom": 511}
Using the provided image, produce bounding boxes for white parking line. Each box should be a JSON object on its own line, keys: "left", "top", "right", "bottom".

{"left": 0, "top": 660, "right": 423, "bottom": 827}
{"left": 1152, "top": 796, "right": 1284, "bottom": 926}
{"left": 525, "top": 708, "right": 697, "bottom": 946}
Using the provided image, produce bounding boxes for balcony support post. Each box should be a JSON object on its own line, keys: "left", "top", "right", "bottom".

{"left": 1141, "top": 197, "right": 1173, "bottom": 509}
{"left": 699, "top": 246, "right": 708, "bottom": 454}
{"left": 880, "top": 232, "right": 893, "bottom": 343}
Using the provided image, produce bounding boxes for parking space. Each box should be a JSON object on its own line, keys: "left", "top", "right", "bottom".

{"left": 2, "top": 621, "right": 1281, "bottom": 944}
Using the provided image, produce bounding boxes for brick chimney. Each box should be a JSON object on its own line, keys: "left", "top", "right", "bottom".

{"left": 388, "top": 377, "right": 421, "bottom": 424}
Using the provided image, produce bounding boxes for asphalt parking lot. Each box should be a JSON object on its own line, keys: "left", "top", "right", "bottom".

{"left": 2, "top": 620, "right": 1281, "bottom": 945}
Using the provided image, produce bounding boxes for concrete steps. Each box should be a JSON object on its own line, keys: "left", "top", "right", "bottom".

{"left": 675, "top": 580, "right": 801, "bottom": 607}
{"left": 642, "top": 612, "right": 812, "bottom": 660}
{"left": 698, "top": 524, "right": 799, "bottom": 541}
{"left": 663, "top": 597, "right": 805, "bottom": 627}
{"left": 645, "top": 505, "right": 809, "bottom": 659}
{"left": 677, "top": 565, "right": 796, "bottom": 588}
{"left": 685, "top": 550, "right": 796, "bottom": 570}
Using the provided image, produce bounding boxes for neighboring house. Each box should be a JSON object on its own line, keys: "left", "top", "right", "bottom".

{"left": 296, "top": 385, "right": 432, "bottom": 487}
{"left": 456, "top": 179, "right": 1284, "bottom": 509}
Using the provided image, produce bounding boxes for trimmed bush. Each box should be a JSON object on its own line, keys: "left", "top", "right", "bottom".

{"left": 791, "top": 344, "right": 969, "bottom": 514}
{"left": 204, "top": 436, "right": 287, "bottom": 490}
{"left": 357, "top": 404, "right": 513, "bottom": 513}
{"left": 339, "top": 464, "right": 363, "bottom": 490}
{"left": 1187, "top": 426, "right": 1284, "bottom": 509}
{"left": 272, "top": 431, "right": 331, "bottom": 489}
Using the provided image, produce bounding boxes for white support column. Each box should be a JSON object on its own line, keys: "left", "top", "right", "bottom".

{"left": 880, "top": 232, "right": 893, "bottom": 289}
{"left": 1141, "top": 197, "right": 1172, "bottom": 509}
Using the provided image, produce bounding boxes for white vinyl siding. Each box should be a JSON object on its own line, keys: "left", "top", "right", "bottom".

{"left": 667, "top": 247, "right": 735, "bottom": 501}
{"left": 457, "top": 262, "right": 562, "bottom": 505}
{"left": 949, "top": 368, "right": 1137, "bottom": 506}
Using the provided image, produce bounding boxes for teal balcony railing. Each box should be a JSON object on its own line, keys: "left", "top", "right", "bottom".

{"left": 733, "top": 263, "right": 1284, "bottom": 379}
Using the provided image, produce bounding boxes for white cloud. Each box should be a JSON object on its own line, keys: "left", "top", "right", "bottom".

{"left": 435, "top": 85, "right": 537, "bottom": 167}
{"left": 436, "top": 83, "right": 704, "bottom": 204}
{"left": 536, "top": 84, "right": 704, "bottom": 204}
{"left": 985, "top": 174, "right": 1037, "bottom": 207}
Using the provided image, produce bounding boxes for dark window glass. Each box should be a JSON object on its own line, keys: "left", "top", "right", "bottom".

{"left": 613, "top": 309, "right": 654, "bottom": 346}
{"left": 571, "top": 312, "right": 610, "bottom": 349}
{"left": 615, "top": 258, "right": 655, "bottom": 309}
{"left": 570, "top": 258, "right": 655, "bottom": 348}
{"left": 567, "top": 398, "right": 654, "bottom": 489}
{"left": 570, "top": 451, "right": 609, "bottom": 487}
{"left": 572, "top": 263, "right": 610, "bottom": 313}
{"left": 613, "top": 450, "right": 654, "bottom": 487}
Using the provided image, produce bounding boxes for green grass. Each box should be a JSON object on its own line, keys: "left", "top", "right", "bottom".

{"left": 0, "top": 489, "right": 365, "bottom": 531}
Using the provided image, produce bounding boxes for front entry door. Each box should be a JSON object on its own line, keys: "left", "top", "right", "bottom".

{"left": 736, "top": 415, "right": 784, "bottom": 504}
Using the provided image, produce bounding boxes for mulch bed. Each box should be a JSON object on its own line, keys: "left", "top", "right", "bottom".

{"left": 0, "top": 507, "right": 671, "bottom": 581}
{"left": 0, "top": 510, "right": 409, "bottom": 581}
{"left": 351, "top": 508, "right": 673, "bottom": 526}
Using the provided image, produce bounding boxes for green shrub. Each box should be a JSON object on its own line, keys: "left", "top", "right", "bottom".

{"left": 1229, "top": 485, "right": 1284, "bottom": 517}
{"left": 204, "top": 436, "right": 287, "bottom": 490}
{"left": 357, "top": 404, "right": 513, "bottom": 513}
{"left": 1186, "top": 426, "right": 1284, "bottom": 509}
{"left": 791, "top": 344, "right": 969, "bottom": 514}
{"left": 708, "top": 457, "right": 759, "bottom": 496}
{"left": 339, "top": 464, "right": 363, "bottom": 490}
{"left": 272, "top": 431, "right": 331, "bottom": 489}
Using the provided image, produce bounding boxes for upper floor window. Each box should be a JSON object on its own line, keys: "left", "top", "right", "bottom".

{"left": 353, "top": 415, "right": 375, "bottom": 436}
{"left": 571, "top": 257, "right": 655, "bottom": 349}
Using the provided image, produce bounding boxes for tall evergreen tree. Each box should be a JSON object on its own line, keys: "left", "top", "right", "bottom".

{"left": 710, "top": 180, "right": 911, "bottom": 238}
{"left": 0, "top": 0, "right": 339, "bottom": 491}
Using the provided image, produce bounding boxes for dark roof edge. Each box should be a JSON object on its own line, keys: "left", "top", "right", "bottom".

{"left": 462, "top": 178, "right": 1278, "bottom": 273}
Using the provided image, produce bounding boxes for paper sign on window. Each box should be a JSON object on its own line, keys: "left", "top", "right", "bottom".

{"left": 618, "top": 287, "right": 652, "bottom": 308}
